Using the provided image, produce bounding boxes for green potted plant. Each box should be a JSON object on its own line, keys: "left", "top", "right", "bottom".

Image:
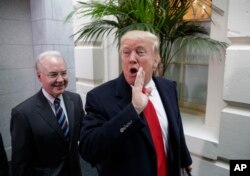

{"left": 67, "top": 0, "right": 228, "bottom": 76}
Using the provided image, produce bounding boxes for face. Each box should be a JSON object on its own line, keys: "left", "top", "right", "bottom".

{"left": 120, "top": 38, "right": 160, "bottom": 85}
{"left": 37, "top": 56, "right": 68, "bottom": 98}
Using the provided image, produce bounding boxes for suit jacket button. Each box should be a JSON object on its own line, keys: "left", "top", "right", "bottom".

{"left": 120, "top": 127, "right": 124, "bottom": 133}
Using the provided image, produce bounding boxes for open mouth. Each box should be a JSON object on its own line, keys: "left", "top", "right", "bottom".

{"left": 130, "top": 68, "right": 138, "bottom": 74}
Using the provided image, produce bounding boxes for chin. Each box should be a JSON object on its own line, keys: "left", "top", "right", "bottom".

{"left": 54, "top": 89, "right": 65, "bottom": 96}
{"left": 127, "top": 79, "right": 135, "bottom": 86}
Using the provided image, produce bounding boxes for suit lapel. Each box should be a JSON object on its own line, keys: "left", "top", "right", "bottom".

{"left": 153, "top": 77, "right": 172, "bottom": 119}
{"left": 63, "top": 92, "right": 74, "bottom": 141}
{"left": 116, "top": 76, "right": 178, "bottom": 157}
{"left": 153, "top": 78, "right": 181, "bottom": 166}
{"left": 36, "top": 90, "right": 68, "bottom": 143}
{"left": 153, "top": 77, "right": 179, "bottom": 145}
{"left": 116, "top": 74, "right": 132, "bottom": 109}
{"left": 116, "top": 74, "right": 155, "bottom": 150}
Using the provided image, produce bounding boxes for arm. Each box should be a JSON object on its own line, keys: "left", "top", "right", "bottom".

{"left": 178, "top": 112, "right": 192, "bottom": 169}
{"left": 173, "top": 85, "right": 192, "bottom": 169}
{"left": 79, "top": 68, "right": 152, "bottom": 166}
{"left": 79, "top": 91, "right": 145, "bottom": 165}
{"left": 10, "top": 109, "right": 34, "bottom": 176}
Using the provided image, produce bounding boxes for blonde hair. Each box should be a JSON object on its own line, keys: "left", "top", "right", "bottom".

{"left": 120, "top": 30, "right": 160, "bottom": 54}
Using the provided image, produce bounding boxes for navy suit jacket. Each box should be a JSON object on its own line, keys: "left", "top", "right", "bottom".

{"left": 79, "top": 74, "right": 192, "bottom": 176}
{"left": 11, "top": 90, "right": 84, "bottom": 176}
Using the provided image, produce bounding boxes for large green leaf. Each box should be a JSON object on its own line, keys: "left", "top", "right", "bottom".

{"left": 66, "top": 0, "right": 228, "bottom": 76}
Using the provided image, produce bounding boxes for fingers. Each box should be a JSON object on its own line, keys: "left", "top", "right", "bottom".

{"left": 131, "top": 67, "right": 148, "bottom": 114}
{"left": 134, "top": 67, "right": 145, "bottom": 89}
{"left": 132, "top": 67, "right": 153, "bottom": 96}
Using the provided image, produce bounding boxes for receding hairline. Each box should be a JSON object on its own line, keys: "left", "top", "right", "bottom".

{"left": 35, "top": 51, "right": 65, "bottom": 72}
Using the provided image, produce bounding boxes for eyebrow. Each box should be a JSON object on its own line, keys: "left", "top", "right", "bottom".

{"left": 48, "top": 70, "right": 67, "bottom": 73}
{"left": 120, "top": 45, "right": 147, "bottom": 50}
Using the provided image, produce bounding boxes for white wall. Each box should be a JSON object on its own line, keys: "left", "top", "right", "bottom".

{"left": 30, "top": 0, "right": 76, "bottom": 91}
{"left": 0, "top": 0, "right": 35, "bottom": 159}
{"left": 73, "top": 0, "right": 119, "bottom": 105}
{"left": 188, "top": 0, "right": 250, "bottom": 175}
{"left": 219, "top": 0, "right": 250, "bottom": 160}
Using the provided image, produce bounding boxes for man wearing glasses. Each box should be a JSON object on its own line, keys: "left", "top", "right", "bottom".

{"left": 10, "top": 51, "right": 85, "bottom": 176}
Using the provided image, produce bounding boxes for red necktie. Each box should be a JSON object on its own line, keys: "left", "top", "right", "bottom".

{"left": 143, "top": 89, "right": 168, "bottom": 176}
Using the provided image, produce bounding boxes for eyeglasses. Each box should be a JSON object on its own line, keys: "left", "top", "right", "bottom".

{"left": 41, "top": 71, "right": 68, "bottom": 79}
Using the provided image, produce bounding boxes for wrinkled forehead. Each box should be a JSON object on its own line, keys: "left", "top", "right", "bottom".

{"left": 120, "top": 38, "right": 153, "bottom": 50}
{"left": 38, "top": 56, "right": 66, "bottom": 73}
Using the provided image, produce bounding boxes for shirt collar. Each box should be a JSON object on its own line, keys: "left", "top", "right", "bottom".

{"left": 42, "top": 88, "right": 63, "bottom": 104}
{"left": 145, "top": 79, "right": 156, "bottom": 96}
{"left": 145, "top": 79, "right": 156, "bottom": 90}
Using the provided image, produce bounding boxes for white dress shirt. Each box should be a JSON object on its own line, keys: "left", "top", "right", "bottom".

{"left": 42, "top": 88, "right": 69, "bottom": 123}
{"left": 145, "top": 79, "right": 168, "bottom": 153}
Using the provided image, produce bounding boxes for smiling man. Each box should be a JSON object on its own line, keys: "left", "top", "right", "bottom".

{"left": 79, "top": 30, "right": 192, "bottom": 176}
{"left": 10, "top": 51, "right": 85, "bottom": 176}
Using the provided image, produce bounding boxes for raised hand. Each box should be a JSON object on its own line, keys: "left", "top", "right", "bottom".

{"left": 131, "top": 67, "right": 152, "bottom": 114}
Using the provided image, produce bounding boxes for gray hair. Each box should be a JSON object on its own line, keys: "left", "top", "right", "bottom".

{"left": 35, "top": 51, "right": 65, "bottom": 72}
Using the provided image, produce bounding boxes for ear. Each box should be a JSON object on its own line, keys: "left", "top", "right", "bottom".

{"left": 153, "top": 55, "right": 160, "bottom": 70}
{"left": 37, "top": 72, "right": 41, "bottom": 81}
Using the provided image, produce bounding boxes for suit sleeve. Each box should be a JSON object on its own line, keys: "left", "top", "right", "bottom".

{"left": 10, "top": 109, "right": 34, "bottom": 176}
{"left": 79, "top": 91, "right": 145, "bottom": 165}
{"left": 173, "top": 85, "right": 192, "bottom": 167}
{"left": 178, "top": 114, "right": 192, "bottom": 167}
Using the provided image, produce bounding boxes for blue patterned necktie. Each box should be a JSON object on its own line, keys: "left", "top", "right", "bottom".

{"left": 54, "top": 98, "right": 69, "bottom": 140}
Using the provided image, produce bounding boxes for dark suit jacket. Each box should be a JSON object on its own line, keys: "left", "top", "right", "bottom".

{"left": 0, "top": 132, "right": 9, "bottom": 176}
{"left": 79, "top": 74, "right": 192, "bottom": 176}
{"left": 11, "top": 90, "right": 84, "bottom": 176}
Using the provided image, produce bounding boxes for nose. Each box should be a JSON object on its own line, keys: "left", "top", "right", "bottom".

{"left": 129, "top": 51, "right": 138, "bottom": 63}
{"left": 56, "top": 73, "right": 64, "bottom": 82}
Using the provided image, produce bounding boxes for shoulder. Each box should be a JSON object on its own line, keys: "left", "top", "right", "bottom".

{"left": 12, "top": 93, "right": 38, "bottom": 112}
{"left": 64, "top": 90, "right": 81, "bottom": 98}
{"left": 11, "top": 93, "right": 42, "bottom": 121}
{"left": 63, "top": 91, "right": 83, "bottom": 103}
{"left": 88, "top": 78, "right": 117, "bottom": 95}
{"left": 84, "top": 78, "right": 122, "bottom": 106}
{"left": 153, "top": 76, "right": 176, "bottom": 88}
